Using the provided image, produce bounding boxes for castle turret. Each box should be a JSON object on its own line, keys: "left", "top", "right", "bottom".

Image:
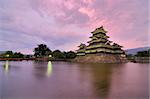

{"left": 76, "top": 43, "right": 86, "bottom": 56}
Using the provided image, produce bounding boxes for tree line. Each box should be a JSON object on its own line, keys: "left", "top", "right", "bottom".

{"left": 127, "top": 49, "right": 150, "bottom": 59}
{"left": 34, "top": 44, "right": 76, "bottom": 59}
{"left": 0, "top": 51, "right": 24, "bottom": 58}
{"left": 0, "top": 44, "right": 77, "bottom": 59}
{"left": 135, "top": 49, "right": 150, "bottom": 57}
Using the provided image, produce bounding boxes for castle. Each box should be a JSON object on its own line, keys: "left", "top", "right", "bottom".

{"left": 75, "top": 26, "right": 127, "bottom": 63}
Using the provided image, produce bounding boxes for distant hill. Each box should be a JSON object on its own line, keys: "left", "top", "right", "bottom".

{"left": 125, "top": 47, "right": 150, "bottom": 55}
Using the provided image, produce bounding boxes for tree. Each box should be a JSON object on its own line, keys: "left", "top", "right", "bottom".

{"left": 13, "top": 52, "right": 24, "bottom": 58}
{"left": 52, "top": 50, "right": 65, "bottom": 59}
{"left": 52, "top": 51, "right": 76, "bottom": 59}
{"left": 34, "top": 44, "right": 52, "bottom": 58}
{"left": 135, "top": 49, "right": 150, "bottom": 57}
{"left": 1, "top": 51, "right": 24, "bottom": 58}
{"left": 65, "top": 51, "right": 76, "bottom": 59}
{"left": 5, "top": 51, "right": 13, "bottom": 57}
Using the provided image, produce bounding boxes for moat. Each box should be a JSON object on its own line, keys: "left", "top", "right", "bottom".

{"left": 0, "top": 61, "right": 149, "bottom": 99}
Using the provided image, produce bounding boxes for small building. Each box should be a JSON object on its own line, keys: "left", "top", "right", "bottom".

{"left": 76, "top": 43, "right": 86, "bottom": 56}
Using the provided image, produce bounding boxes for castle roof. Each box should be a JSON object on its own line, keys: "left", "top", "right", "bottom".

{"left": 77, "top": 43, "right": 87, "bottom": 50}
{"left": 91, "top": 26, "right": 107, "bottom": 34}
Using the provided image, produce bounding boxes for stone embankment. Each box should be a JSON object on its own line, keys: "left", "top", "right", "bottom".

{"left": 74, "top": 54, "right": 127, "bottom": 63}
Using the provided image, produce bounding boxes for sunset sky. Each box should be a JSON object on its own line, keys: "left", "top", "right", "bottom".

{"left": 0, "top": 0, "right": 149, "bottom": 54}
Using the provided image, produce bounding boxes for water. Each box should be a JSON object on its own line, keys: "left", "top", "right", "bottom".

{"left": 0, "top": 61, "right": 149, "bottom": 99}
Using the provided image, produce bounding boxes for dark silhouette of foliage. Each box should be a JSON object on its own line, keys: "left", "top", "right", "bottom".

{"left": 52, "top": 50, "right": 65, "bottom": 59}
{"left": 135, "top": 49, "right": 150, "bottom": 57}
{"left": 24, "top": 55, "right": 33, "bottom": 58}
{"left": 52, "top": 50, "right": 76, "bottom": 59}
{"left": 34, "top": 44, "right": 52, "bottom": 58}
{"left": 65, "top": 51, "right": 76, "bottom": 59}
{"left": 33, "top": 44, "right": 77, "bottom": 59}
{"left": 13, "top": 52, "right": 24, "bottom": 58}
{"left": 5, "top": 51, "right": 13, "bottom": 56}
{"left": 1, "top": 51, "right": 24, "bottom": 58}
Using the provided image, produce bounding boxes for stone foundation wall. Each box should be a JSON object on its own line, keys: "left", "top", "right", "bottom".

{"left": 74, "top": 54, "right": 127, "bottom": 63}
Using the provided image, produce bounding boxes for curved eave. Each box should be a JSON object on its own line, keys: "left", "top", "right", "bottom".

{"left": 113, "top": 46, "right": 123, "bottom": 48}
{"left": 87, "top": 39, "right": 107, "bottom": 44}
{"left": 91, "top": 30, "right": 107, "bottom": 35}
{"left": 85, "top": 49, "right": 124, "bottom": 54}
{"left": 86, "top": 44, "right": 123, "bottom": 50}
{"left": 89, "top": 35, "right": 109, "bottom": 39}
{"left": 77, "top": 53, "right": 85, "bottom": 56}
{"left": 76, "top": 49, "right": 85, "bottom": 53}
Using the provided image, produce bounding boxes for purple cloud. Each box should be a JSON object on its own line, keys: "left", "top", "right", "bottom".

{"left": 0, "top": 0, "right": 149, "bottom": 54}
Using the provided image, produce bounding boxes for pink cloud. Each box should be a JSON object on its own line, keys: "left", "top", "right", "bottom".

{"left": 0, "top": 0, "right": 148, "bottom": 53}
{"left": 78, "top": 7, "right": 96, "bottom": 18}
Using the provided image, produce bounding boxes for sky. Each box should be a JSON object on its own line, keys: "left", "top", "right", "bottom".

{"left": 0, "top": 0, "right": 149, "bottom": 54}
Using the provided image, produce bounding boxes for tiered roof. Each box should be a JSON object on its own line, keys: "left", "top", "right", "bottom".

{"left": 76, "top": 43, "right": 86, "bottom": 56}
{"left": 91, "top": 26, "right": 107, "bottom": 34}
{"left": 76, "top": 26, "right": 125, "bottom": 56}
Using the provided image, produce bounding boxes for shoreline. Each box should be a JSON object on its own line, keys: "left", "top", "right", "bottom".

{"left": 0, "top": 57, "right": 149, "bottom": 63}
{"left": 0, "top": 58, "right": 70, "bottom": 61}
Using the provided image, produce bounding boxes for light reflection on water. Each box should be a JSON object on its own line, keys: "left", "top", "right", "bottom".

{"left": 46, "top": 61, "right": 52, "bottom": 77}
{"left": 0, "top": 61, "right": 149, "bottom": 99}
{"left": 3, "top": 61, "right": 9, "bottom": 73}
